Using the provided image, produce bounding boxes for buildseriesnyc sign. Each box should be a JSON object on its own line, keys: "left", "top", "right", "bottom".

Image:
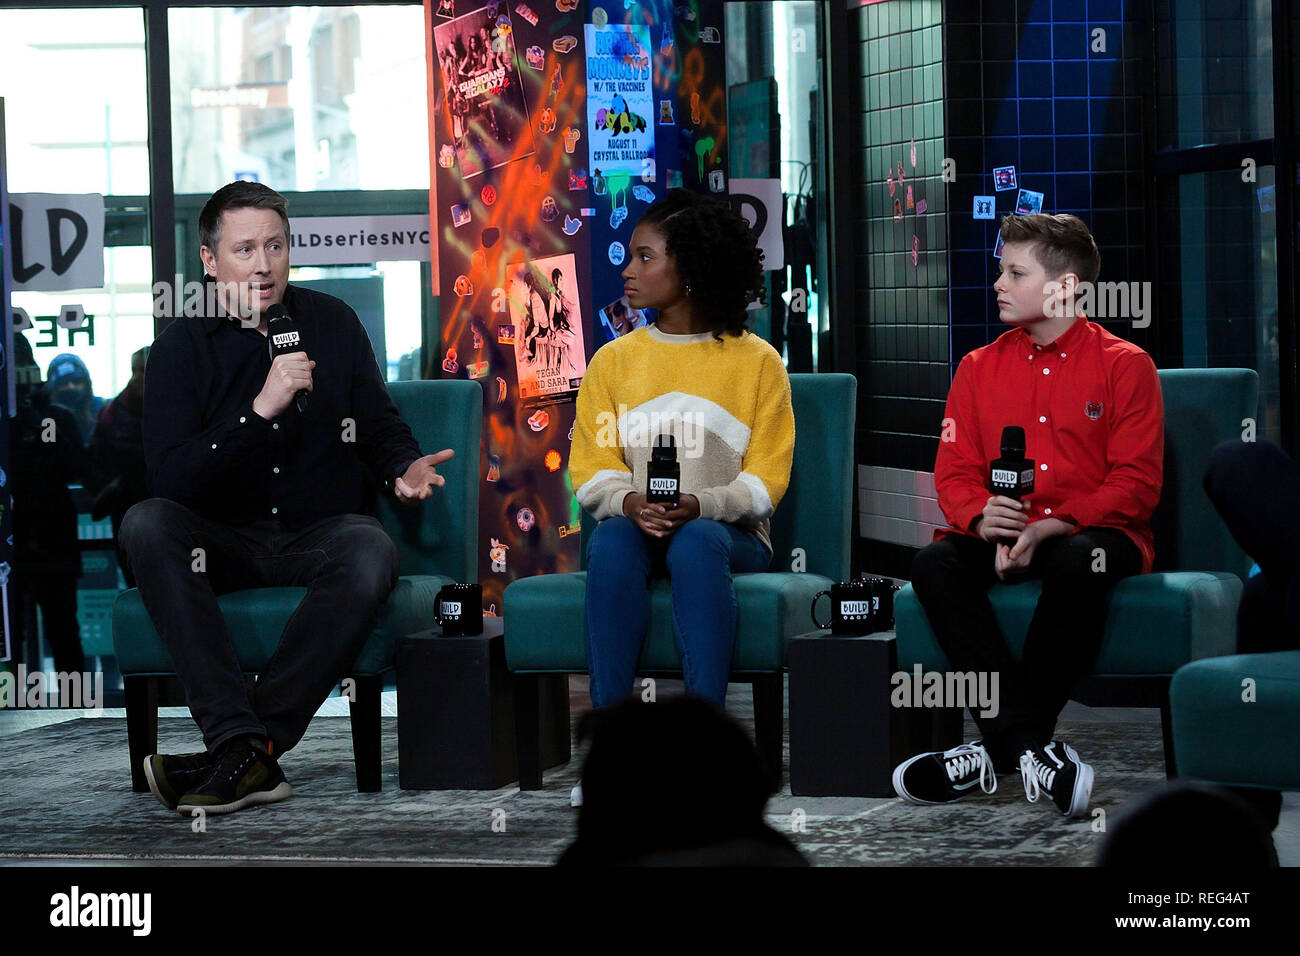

{"left": 286, "top": 215, "right": 432, "bottom": 266}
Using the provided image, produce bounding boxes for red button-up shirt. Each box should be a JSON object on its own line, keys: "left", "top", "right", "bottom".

{"left": 934, "top": 317, "right": 1164, "bottom": 573}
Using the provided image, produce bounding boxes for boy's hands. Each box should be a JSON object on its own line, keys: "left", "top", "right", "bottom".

{"left": 976, "top": 495, "right": 1028, "bottom": 543}
{"left": 995, "top": 516, "right": 1076, "bottom": 580}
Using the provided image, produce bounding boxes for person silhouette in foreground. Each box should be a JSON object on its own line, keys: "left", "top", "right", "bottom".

{"left": 558, "top": 695, "right": 809, "bottom": 867}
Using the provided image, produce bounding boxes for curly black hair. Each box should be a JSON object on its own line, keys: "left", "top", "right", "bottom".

{"left": 637, "top": 188, "right": 766, "bottom": 339}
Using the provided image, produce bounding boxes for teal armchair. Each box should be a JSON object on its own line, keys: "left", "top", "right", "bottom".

{"left": 112, "top": 379, "right": 481, "bottom": 793}
{"left": 894, "top": 368, "right": 1257, "bottom": 775}
{"left": 502, "top": 373, "right": 857, "bottom": 789}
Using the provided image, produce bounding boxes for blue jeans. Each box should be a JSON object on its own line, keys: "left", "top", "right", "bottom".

{"left": 585, "top": 516, "right": 772, "bottom": 710}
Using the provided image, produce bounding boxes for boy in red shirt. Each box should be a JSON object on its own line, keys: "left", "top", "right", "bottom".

{"left": 893, "top": 214, "right": 1163, "bottom": 818}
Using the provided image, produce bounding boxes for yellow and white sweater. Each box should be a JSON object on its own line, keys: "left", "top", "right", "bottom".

{"left": 569, "top": 324, "right": 795, "bottom": 552}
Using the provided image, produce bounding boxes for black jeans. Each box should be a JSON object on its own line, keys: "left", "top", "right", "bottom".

{"left": 119, "top": 498, "right": 399, "bottom": 756}
{"left": 1204, "top": 439, "right": 1300, "bottom": 653}
{"left": 911, "top": 527, "right": 1142, "bottom": 768}
{"left": 1203, "top": 439, "right": 1299, "bottom": 830}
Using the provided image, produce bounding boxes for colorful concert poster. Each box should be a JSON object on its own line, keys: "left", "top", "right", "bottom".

{"left": 584, "top": 21, "right": 655, "bottom": 181}
{"left": 508, "top": 253, "right": 586, "bottom": 405}
{"left": 433, "top": 3, "right": 534, "bottom": 179}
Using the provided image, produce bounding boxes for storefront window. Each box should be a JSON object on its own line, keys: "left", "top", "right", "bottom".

{"left": 169, "top": 5, "right": 430, "bottom": 193}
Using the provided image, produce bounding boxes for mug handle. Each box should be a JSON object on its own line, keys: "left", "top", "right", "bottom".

{"left": 810, "top": 590, "right": 832, "bottom": 629}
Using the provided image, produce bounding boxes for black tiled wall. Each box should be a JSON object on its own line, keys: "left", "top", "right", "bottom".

{"left": 849, "top": 0, "right": 949, "bottom": 473}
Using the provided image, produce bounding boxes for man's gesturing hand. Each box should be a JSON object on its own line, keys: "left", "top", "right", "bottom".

{"left": 253, "top": 352, "right": 314, "bottom": 420}
{"left": 395, "top": 449, "right": 455, "bottom": 503}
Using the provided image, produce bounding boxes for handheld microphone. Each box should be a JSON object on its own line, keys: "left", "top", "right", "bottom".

{"left": 989, "top": 425, "right": 1035, "bottom": 500}
{"left": 646, "top": 434, "right": 680, "bottom": 506}
{"left": 266, "top": 304, "right": 308, "bottom": 414}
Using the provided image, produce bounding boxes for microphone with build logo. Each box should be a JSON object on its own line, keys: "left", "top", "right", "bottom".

{"left": 646, "top": 434, "right": 680, "bottom": 507}
{"left": 989, "top": 425, "right": 1035, "bottom": 540}
{"left": 266, "top": 304, "right": 309, "bottom": 414}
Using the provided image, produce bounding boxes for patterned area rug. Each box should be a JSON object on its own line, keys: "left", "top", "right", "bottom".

{"left": 0, "top": 706, "right": 1168, "bottom": 866}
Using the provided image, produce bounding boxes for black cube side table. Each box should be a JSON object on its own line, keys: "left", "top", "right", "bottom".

{"left": 397, "top": 617, "right": 570, "bottom": 789}
{"left": 787, "top": 629, "right": 962, "bottom": 797}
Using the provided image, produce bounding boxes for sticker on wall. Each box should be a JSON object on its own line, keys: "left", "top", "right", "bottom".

{"left": 481, "top": 184, "right": 497, "bottom": 206}
{"left": 563, "top": 127, "right": 581, "bottom": 153}
{"left": 550, "top": 68, "right": 563, "bottom": 98}
{"left": 544, "top": 449, "right": 563, "bottom": 472}
{"left": 438, "top": 144, "right": 456, "bottom": 168}
{"left": 516, "top": 508, "right": 536, "bottom": 532}
{"left": 562, "top": 215, "right": 582, "bottom": 235}
{"left": 910, "top": 140, "right": 917, "bottom": 168}
{"left": 541, "top": 196, "right": 559, "bottom": 222}
{"left": 569, "top": 168, "right": 589, "bottom": 191}
{"left": 667, "top": 169, "right": 683, "bottom": 188}
{"left": 497, "top": 325, "right": 515, "bottom": 344}
{"left": 442, "top": 346, "right": 459, "bottom": 374}
{"left": 482, "top": 227, "right": 500, "bottom": 248}
{"left": 490, "top": 538, "right": 509, "bottom": 573}
{"left": 896, "top": 160, "right": 905, "bottom": 184}
{"left": 659, "top": 101, "right": 675, "bottom": 125}
{"left": 632, "top": 184, "right": 654, "bottom": 203}
{"left": 893, "top": 197, "right": 903, "bottom": 222}
{"left": 539, "top": 107, "right": 557, "bottom": 133}
{"left": 661, "top": 20, "right": 674, "bottom": 55}
{"left": 553, "top": 35, "right": 577, "bottom": 54}
{"left": 451, "top": 203, "right": 472, "bottom": 227}
{"left": 708, "top": 169, "right": 725, "bottom": 193}
{"left": 916, "top": 198, "right": 928, "bottom": 215}
{"left": 486, "top": 454, "right": 501, "bottom": 482}
{"left": 495, "top": 376, "right": 508, "bottom": 404}
{"left": 1015, "top": 188, "right": 1044, "bottom": 215}
{"left": 526, "top": 45, "right": 545, "bottom": 70}
{"left": 911, "top": 235, "right": 920, "bottom": 266}
{"left": 581, "top": 206, "right": 596, "bottom": 216}
{"left": 515, "top": 3, "right": 538, "bottom": 26}
{"left": 700, "top": 26, "right": 721, "bottom": 43}
{"left": 436, "top": 0, "right": 455, "bottom": 19}
{"left": 888, "top": 173, "right": 895, "bottom": 198}
{"left": 471, "top": 248, "right": 487, "bottom": 274}
{"left": 993, "top": 234, "right": 1006, "bottom": 259}
{"left": 472, "top": 323, "right": 484, "bottom": 349}
{"left": 454, "top": 276, "right": 473, "bottom": 296}
{"left": 608, "top": 241, "right": 626, "bottom": 266}
{"left": 973, "top": 196, "right": 995, "bottom": 220}
{"left": 592, "top": 5, "right": 608, "bottom": 28}
{"left": 467, "top": 360, "right": 490, "bottom": 380}
{"left": 527, "top": 409, "right": 550, "bottom": 432}
{"left": 993, "top": 165, "right": 1018, "bottom": 191}
{"left": 556, "top": 0, "right": 578, "bottom": 11}
{"left": 905, "top": 185, "right": 914, "bottom": 210}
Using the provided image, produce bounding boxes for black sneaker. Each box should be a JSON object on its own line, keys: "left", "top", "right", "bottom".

{"left": 892, "top": 742, "right": 998, "bottom": 805}
{"left": 1019, "top": 740, "right": 1093, "bottom": 818}
{"left": 175, "top": 740, "right": 292, "bottom": 816}
{"left": 143, "top": 751, "right": 214, "bottom": 811}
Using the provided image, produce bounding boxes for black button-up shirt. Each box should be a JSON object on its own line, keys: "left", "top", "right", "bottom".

{"left": 143, "top": 283, "right": 422, "bottom": 529}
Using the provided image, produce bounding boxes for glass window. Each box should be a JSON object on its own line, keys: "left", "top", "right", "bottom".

{"left": 1156, "top": 0, "right": 1274, "bottom": 150}
{"left": 0, "top": 8, "right": 149, "bottom": 193}
{"left": 1158, "top": 166, "right": 1281, "bottom": 444}
{"left": 169, "top": 6, "right": 430, "bottom": 193}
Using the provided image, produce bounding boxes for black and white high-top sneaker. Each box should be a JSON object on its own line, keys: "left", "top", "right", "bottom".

{"left": 1019, "top": 740, "right": 1093, "bottom": 818}
{"left": 893, "top": 742, "right": 998, "bottom": 805}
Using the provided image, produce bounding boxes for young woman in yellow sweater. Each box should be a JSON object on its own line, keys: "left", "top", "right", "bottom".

{"left": 569, "top": 188, "right": 795, "bottom": 714}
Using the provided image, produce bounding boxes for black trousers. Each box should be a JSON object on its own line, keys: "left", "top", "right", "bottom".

{"left": 911, "top": 527, "right": 1142, "bottom": 768}
{"left": 1204, "top": 439, "right": 1300, "bottom": 653}
{"left": 1203, "top": 439, "right": 1299, "bottom": 830}
{"left": 119, "top": 498, "right": 399, "bottom": 757}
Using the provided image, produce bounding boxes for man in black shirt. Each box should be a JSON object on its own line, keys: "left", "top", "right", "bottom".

{"left": 121, "top": 182, "right": 453, "bottom": 816}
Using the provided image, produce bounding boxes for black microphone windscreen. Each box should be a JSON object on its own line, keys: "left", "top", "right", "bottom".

{"left": 1000, "top": 426, "right": 1026, "bottom": 458}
